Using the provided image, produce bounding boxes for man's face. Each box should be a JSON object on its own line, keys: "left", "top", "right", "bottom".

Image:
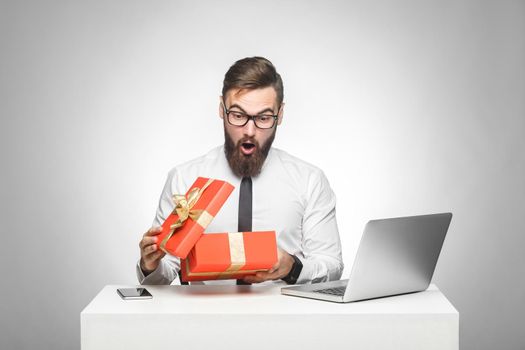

{"left": 220, "top": 87, "right": 284, "bottom": 178}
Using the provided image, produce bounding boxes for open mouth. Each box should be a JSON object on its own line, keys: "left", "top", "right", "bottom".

{"left": 240, "top": 141, "right": 256, "bottom": 155}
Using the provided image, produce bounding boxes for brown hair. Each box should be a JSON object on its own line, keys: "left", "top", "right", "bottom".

{"left": 222, "top": 56, "right": 284, "bottom": 106}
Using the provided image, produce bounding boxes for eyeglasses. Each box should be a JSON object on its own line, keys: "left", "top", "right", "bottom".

{"left": 222, "top": 104, "right": 279, "bottom": 129}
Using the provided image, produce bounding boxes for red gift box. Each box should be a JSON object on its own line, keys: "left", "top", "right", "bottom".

{"left": 180, "top": 231, "right": 278, "bottom": 282}
{"left": 158, "top": 177, "right": 234, "bottom": 259}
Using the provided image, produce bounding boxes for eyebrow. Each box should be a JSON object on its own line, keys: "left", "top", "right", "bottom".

{"left": 228, "top": 103, "right": 275, "bottom": 115}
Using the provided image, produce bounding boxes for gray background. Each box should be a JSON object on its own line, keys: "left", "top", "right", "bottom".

{"left": 1, "top": 0, "right": 524, "bottom": 349}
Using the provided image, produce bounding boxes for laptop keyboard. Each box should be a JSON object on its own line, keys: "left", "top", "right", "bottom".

{"left": 312, "top": 286, "right": 346, "bottom": 296}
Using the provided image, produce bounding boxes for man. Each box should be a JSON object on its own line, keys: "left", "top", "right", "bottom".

{"left": 137, "top": 56, "right": 343, "bottom": 285}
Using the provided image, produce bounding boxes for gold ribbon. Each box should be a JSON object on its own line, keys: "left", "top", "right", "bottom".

{"left": 160, "top": 178, "right": 214, "bottom": 252}
{"left": 220, "top": 232, "right": 246, "bottom": 277}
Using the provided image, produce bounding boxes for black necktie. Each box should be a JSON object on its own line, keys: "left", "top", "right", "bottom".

{"left": 237, "top": 177, "right": 252, "bottom": 285}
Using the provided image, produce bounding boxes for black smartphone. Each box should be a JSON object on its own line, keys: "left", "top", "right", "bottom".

{"left": 117, "top": 287, "right": 153, "bottom": 300}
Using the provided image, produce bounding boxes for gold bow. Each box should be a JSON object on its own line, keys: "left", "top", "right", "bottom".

{"left": 160, "top": 178, "right": 214, "bottom": 252}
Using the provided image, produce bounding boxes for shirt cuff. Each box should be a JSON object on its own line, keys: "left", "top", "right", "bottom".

{"left": 295, "top": 255, "right": 344, "bottom": 285}
{"left": 136, "top": 259, "right": 177, "bottom": 285}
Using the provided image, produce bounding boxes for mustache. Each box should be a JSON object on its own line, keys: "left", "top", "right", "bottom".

{"left": 237, "top": 137, "right": 259, "bottom": 148}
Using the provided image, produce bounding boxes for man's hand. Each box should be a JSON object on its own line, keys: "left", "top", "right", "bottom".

{"left": 139, "top": 227, "right": 166, "bottom": 274}
{"left": 242, "top": 248, "right": 295, "bottom": 284}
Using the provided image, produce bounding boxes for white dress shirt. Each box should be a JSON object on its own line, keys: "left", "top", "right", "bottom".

{"left": 137, "top": 145, "right": 344, "bottom": 285}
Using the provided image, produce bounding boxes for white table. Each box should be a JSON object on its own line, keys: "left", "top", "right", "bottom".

{"left": 81, "top": 284, "right": 458, "bottom": 350}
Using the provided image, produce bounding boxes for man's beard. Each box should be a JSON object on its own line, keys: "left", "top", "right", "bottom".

{"left": 224, "top": 128, "right": 276, "bottom": 178}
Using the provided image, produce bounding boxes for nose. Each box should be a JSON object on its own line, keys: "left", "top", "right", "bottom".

{"left": 243, "top": 119, "right": 256, "bottom": 137}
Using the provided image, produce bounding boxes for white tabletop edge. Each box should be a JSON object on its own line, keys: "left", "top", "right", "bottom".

{"left": 81, "top": 284, "right": 458, "bottom": 316}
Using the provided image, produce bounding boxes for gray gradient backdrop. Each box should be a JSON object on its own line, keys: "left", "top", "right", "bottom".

{"left": 1, "top": 1, "right": 524, "bottom": 349}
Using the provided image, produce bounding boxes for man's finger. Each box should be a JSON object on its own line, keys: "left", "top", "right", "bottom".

{"left": 139, "top": 236, "right": 158, "bottom": 249}
{"left": 255, "top": 271, "right": 270, "bottom": 279}
{"left": 267, "top": 264, "right": 279, "bottom": 274}
{"left": 242, "top": 270, "right": 276, "bottom": 284}
{"left": 259, "top": 268, "right": 286, "bottom": 280}
{"left": 142, "top": 244, "right": 158, "bottom": 255}
{"left": 243, "top": 272, "right": 269, "bottom": 283}
{"left": 143, "top": 226, "right": 163, "bottom": 237}
{"left": 144, "top": 249, "right": 165, "bottom": 261}
{"left": 243, "top": 275, "right": 264, "bottom": 284}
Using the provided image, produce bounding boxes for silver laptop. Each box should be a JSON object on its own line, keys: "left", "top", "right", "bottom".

{"left": 281, "top": 213, "right": 452, "bottom": 303}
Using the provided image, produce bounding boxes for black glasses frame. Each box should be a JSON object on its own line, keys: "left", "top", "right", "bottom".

{"left": 222, "top": 103, "right": 279, "bottom": 129}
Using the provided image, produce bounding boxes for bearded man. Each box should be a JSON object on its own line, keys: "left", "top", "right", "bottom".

{"left": 137, "top": 57, "right": 343, "bottom": 286}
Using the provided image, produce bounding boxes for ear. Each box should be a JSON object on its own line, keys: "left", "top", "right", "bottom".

{"left": 218, "top": 96, "right": 225, "bottom": 119}
{"left": 277, "top": 102, "right": 285, "bottom": 125}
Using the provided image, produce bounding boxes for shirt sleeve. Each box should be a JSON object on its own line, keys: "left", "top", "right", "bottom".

{"left": 296, "top": 170, "right": 344, "bottom": 284}
{"left": 136, "top": 169, "right": 182, "bottom": 285}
